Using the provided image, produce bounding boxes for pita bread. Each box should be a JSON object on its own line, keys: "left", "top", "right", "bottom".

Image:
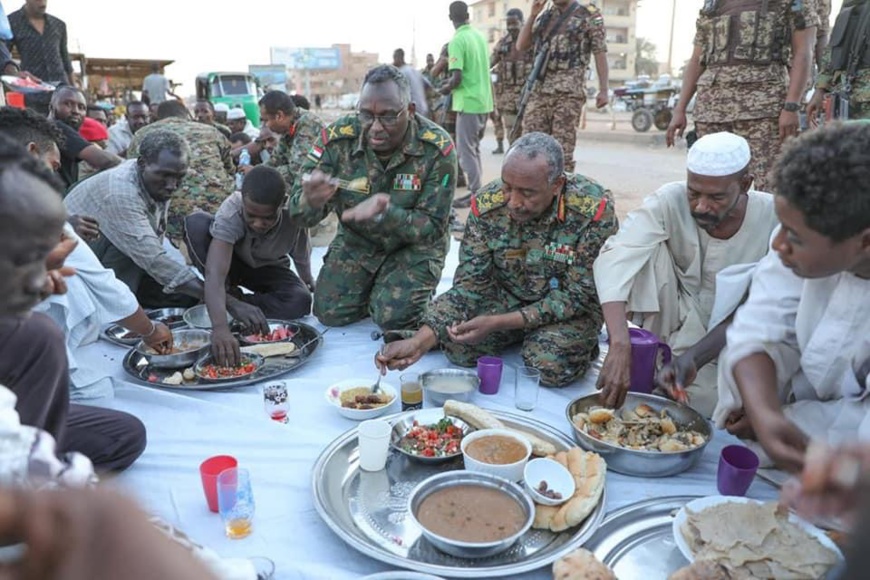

{"left": 668, "top": 561, "right": 743, "bottom": 580}
{"left": 552, "top": 548, "right": 616, "bottom": 580}
{"left": 533, "top": 448, "right": 605, "bottom": 532}
{"left": 240, "top": 342, "right": 296, "bottom": 358}
{"left": 443, "top": 400, "right": 557, "bottom": 456}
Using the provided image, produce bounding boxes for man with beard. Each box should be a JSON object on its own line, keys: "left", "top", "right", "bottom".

{"left": 376, "top": 132, "right": 615, "bottom": 387}
{"left": 290, "top": 64, "right": 456, "bottom": 331}
{"left": 594, "top": 132, "right": 779, "bottom": 416}
{"left": 107, "top": 101, "right": 150, "bottom": 157}
{"left": 49, "top": 86, "right": 121, "bottom": 188}
{"left": 490, "top": 8, "right": 533, "bottom": 152}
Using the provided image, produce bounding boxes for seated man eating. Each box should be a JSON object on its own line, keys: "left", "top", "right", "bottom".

{"left": 593, "top": 132, "right": 779, "bottom": 415}
{"left": 64, "top": 130, "right": 204, "bottom": 309}
{"left": 184, "top": 165, "right": 314, "bottom": 366}
{"left": 0, "top": 135, "right": 145, "bottom": 472}
{"left": 714, "top": 123, "right": 870, "bottom": 473}
{"left": 377, "top": 132, "right": 617, "bottom": 387}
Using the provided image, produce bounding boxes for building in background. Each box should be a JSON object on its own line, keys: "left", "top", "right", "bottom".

{"left": 270, "top": 43, "right": 379, "bottom": 106}
{"left": 469, "top": 0, "right": 639, "bottom": 87}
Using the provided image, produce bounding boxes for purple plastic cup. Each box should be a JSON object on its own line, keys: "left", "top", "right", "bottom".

{"left": 717, "top": 445, "right": 760, "bottom": 496}
{"left": 477, "top": 356, "right": 503, "bottom": 395}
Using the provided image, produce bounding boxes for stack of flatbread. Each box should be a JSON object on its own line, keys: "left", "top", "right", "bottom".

{"left": 552, "top": 548, "right": 616, "bottom": 580}
{"left": 681, "top": 501, "right": 839, "bottom": 579}
{"left": 534, "top": 448, "right": 606, "bottom": 533}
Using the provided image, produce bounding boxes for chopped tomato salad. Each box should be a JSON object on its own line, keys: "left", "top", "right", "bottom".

{"left": 200, "top": 361, "right": 257, "bottom": 379}
{"left": 398, "top": 418, "right": 464, "bottom": 458}
{"left": 244, "top": 326, "right": 295, "bottom": 343}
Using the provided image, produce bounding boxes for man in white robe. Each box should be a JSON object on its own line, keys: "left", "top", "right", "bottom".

{"left": 714, "top": 123, "right": 870, "bottom": 473}
{"left": 593, "top": 133, "right": 779, "bottom": 416}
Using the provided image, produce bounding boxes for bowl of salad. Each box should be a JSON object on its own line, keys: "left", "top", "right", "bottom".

{"left": 238, "top": 321, "right": 299, "bottom": 346}
{"left": 390, "top": 409, "right": 474, "bottom": 464}
{"left": 194, "top": 353, "right": 264, "bottom": 382}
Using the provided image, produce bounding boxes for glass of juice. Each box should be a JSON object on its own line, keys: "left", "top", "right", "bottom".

{"left": 400, "top": 373, "right": 422, "bottom": 411}
{"left": 263, "top": 382, "right": 288, "bottom": 423}
{"left": 217, "top": 467, "right": 255, "bottom": 539}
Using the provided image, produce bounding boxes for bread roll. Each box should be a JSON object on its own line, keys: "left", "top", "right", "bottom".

{"left": 534, "top": 448, "right": 606, "bottom": 532}
{"left": 552, "top": 548, "right": 617, "bottom": 580}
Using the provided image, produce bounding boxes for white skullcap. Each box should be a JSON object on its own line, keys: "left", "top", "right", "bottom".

{"left": 686, "top": 132, "right": 751, "bottom": 176}
{"left": 227, "top": 108, "right": 247, "bottom": 120}
{"left": 213, "top": 103, "right": 230, "bottom": 113}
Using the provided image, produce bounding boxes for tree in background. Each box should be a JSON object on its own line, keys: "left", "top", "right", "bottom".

{"left": 635, "top": 37, "right": 659, "bottom": 77}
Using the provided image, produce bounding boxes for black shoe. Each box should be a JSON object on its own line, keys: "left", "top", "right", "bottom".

{"left": 456, "top": 173, "right": 467, "bottom": 188}
{"left": 492, "top": 141, "right": 504, "bottom": 154}
{"left": 452, "top": 194, "right": 473, "bottom": 209}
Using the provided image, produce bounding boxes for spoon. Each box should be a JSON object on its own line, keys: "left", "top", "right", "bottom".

{"left": 371, "top": 345, "right": 385, "bottom": 394}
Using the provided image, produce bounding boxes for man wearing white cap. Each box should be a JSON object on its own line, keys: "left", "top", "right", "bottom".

{"left": 593, "top": 132, "right": 780, "bottom": 416}
{"left": 226, "top": 108, "right": 259, "bottom": 140}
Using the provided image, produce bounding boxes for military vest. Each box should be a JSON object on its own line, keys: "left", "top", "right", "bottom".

{"left": 699, "top": 0, "right": 793, "bottom": 67}
{"left": 828, "top": 1, "right": 870, "bottom": 72}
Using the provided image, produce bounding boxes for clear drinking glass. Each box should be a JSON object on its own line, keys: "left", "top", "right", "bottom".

{"left": 217, "top": 467, "right": 255, "bottom": 539}
{"left": 263, "top": 382, "right": 289, "bottom": 423}
{"left": 515, "top": 366, "right": 541, "bottom": 412}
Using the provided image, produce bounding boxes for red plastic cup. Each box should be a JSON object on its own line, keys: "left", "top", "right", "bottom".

{"left": 717, "top": 445, "right": 759, "bottom": 496}
{"left": 200, "top": 455, "right": 237, "bottom": 513}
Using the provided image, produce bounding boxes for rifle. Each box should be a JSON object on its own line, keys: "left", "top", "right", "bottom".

{"left": 509, "top": 1, "right": 582, "bottom": 141}
{"left": 832, "top": 3, "right": 870, "bottom": 120}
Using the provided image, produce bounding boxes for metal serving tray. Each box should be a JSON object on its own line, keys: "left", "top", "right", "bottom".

{"left": 312, "top": 409, "right": 607, "bottom": 578}
{"left": 120, "top": 321, "right": 323, "bottom": 390}
{"left": 584, "top": 496, "right": 698, "bottom": 578}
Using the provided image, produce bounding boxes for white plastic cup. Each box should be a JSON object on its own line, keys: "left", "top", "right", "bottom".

{"left": 358, "top": 419, "right": 392, "bottom": 471}
{"left": 515, "top": 366, "right": 541, "bottom": 412}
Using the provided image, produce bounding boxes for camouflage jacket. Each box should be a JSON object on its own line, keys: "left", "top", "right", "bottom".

{"left": 816, "top": 0, "right": 870, "bottom": 105}
{"left": 441, "top": 173, "right": 618, "bottom": 330}
{"left": 267, "top": 110, "right": 325, "bottom": 189}
{"left": 289, "top": 114, "right": 457, "bottom": 263}
{"left": 127, "top": 117, "right": 235, "bottom": 235}
{"left": 491, "top": 32, "right": 534, "bottom": 112}
{"left": 693, "top": 0, "right": 820, "bottom": 122}
{"left": 531, "top": 3, "right": 607, "bottom": 96}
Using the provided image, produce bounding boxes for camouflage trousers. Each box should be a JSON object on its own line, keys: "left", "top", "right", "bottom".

{"left": 522, "top": 92, "right": 586, "bottom": 173}
{"left": 848, "top": 100, "right": 870, "bottom": 119}
{"left": 313, "top": 240, "right": 445, "bottom": 331}
{"left": 489, "top": 110, "right": 505, "bottom": 141}
{"left": 167, "top": 190, "right": 230, "bottom": 242}
{"left": 695, "top": 117, "right": 780, "bottom": 193}
{"left": 425, "top": 284, "right": 600, "bottom": 387}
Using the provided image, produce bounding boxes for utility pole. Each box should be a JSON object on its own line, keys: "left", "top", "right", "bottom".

{"left": 667, "top": 0, "right": 678, "bottom": 75}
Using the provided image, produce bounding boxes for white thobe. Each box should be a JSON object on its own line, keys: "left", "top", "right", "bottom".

{"left": 593, "top": 182, "right": 779, "bottom": 415}
{"left": 714, "top": 243, "right": 870, "bottom": 466}
{"left": 33, "top": 226, "right": 140, "bottom": 400}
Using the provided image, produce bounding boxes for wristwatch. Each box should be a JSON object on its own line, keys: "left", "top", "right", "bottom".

{"left": 783, "top": 101, "right": 800, "bottom": 113}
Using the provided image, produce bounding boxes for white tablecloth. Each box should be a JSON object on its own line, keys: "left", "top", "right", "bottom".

{"left": 87, "top": 240, "right": 779, "bottom": 580}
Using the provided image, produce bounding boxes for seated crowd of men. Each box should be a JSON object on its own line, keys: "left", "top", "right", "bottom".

{"left": 0, "top": 60, "right": 867, "bottom": 489}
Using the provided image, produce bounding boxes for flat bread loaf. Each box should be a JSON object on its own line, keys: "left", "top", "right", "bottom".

{"left": 552, "top": 548, "right": 616, "bottom": 580}
{"left": 533, "top": 448, "right": 605, "bottom": 533}
{"left": 443, "top": 400, "right": 557, "bottom": 456}
{"left": 240, "top": 342, "right": 297, "bottom": 358}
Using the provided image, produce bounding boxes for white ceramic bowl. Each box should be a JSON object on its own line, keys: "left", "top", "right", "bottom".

{"left": 523, "top": 458, "right": 575, "bottom": 506}
{"left": 325, "top": 379, "right": 398, "bottom": 421}
{"left": 460, "top": 428, "right": 532, "bottom": 482}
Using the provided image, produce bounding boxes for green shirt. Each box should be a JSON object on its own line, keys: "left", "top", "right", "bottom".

{"left": 448, "top": 24, "right": 494, "bottom": 114}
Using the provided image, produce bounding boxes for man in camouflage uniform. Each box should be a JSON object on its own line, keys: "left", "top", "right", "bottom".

{"left": 667, "top": 0, "right": 819, "bottom": 192}
{"left": 127, "top": 100, "right": 234, "bottom": 240}
{"left": 807, "top": 0, "right": 870, "bottom": 121}
{"left": 492, "top": 8, "right": 534, "bottom": 152}
{"left": 376, "top": 132, "right": 617, "bottom": 387}
{"left": 516, "top": 0, "right": 609, "bottom": 173}
{"left": 289, "top": 65, "right": 457, "bottom": 331}
{"left": 259, "top": 90, "right": 325, "bottom": 189}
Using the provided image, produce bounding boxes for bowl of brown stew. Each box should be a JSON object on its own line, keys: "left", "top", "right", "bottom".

{"left": 408, "top": 470, "right": 534, "bottom": 559}
{"left": 460, "top": 428, "right": 532, "bottom": 482}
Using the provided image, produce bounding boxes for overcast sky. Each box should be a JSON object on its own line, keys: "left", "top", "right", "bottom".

{"left": 6, "top": 0, "right": 841, "bottom": 94}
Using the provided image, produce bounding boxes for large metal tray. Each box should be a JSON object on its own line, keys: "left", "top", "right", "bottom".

{"left": 121, "top": 321, "right": 323, "bottom": 390}
{"left": 102, "top": 308, "right": 190, "bottom": 347}
{"left": 312, "top": 409, "right": 607, "bottom": 578}
{"left": 584, "top": 496, "right": 698, "bottom": 578}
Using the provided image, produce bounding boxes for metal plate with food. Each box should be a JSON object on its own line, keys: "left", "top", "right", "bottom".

{"left": 134, "top": 329, "right": 211, "bottom": 370}
{"left": 195, "top": 353, "right": 265, "bottom": 382}
{"left": 121, "top": 321, "right": 324, "bottom": 390}
{"left": 0, "top": 75, "right": 56, "bottom": 93}
{"left": 566, "top": 393, "right": 711, "bottom": 477}
{"left": 146, "top": 307, "right": 188, "bottom": 328}
{"left": 238, "top": 320, "right": 300, "bottom": 346}
{"left": 103, "top": 324, "right": 146, "bottom": 347}
{"left": 390, "top": 410, "right": 473, "bottom": 464}
{"left": 312, "top": 406, "right": 607, "bottom": 578}
{"left": 584, "top": 496, "right": 699, "bottom": 579}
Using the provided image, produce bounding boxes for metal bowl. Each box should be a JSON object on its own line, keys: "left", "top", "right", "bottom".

{"left": 419, "top": 369, "right": 479, "bottom": 408}
{"left": 182, "top": 304, "right": 232, "bottom": 329}
{"left": 238, "top": 320, "right": 300, "bottom": 346}
{"left": 408, "top": 471, "right": 535, "bottom": 559}
{"left": 390, "top": 410, "right": 474, "bottom": 464}
{"left": 133, "top": 329, "right": 211, "bottom": 369}
{"left": 194, "top": 352, "right": 264, "bottom": 383}
{"left": 146, "top": 307, "right": 188, "bottom": 329}
{"left": 565, "top": 392, "right": 711, "bottom": 478}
